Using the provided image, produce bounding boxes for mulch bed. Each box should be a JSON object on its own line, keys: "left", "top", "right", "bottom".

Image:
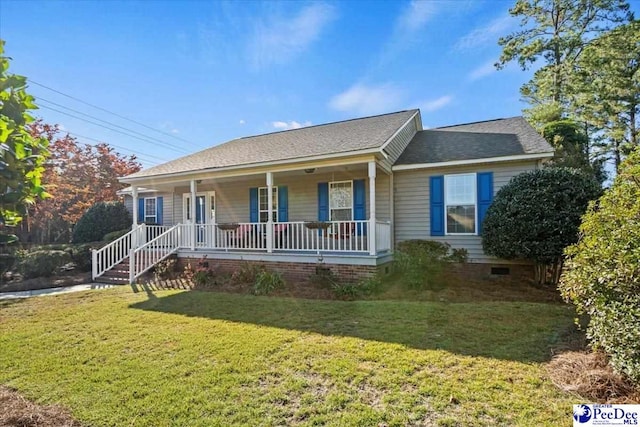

{"left": 547, "top": 351, "right": 640, "bottom": 403}
{"left": 0, "top": 386, "right": 82, "bottom": 427}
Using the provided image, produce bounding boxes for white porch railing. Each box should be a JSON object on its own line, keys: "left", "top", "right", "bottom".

{"left": 176, "top": 220, "right": 372, "bottom": 253}
{"left": 375, "top": 221, "right": 392, "bottom": 253}
{"left": 92, "top": 225, "right": 138, "bottom": 281}
{"left": 129, "top": 224, "right": 181, "bottom": 282}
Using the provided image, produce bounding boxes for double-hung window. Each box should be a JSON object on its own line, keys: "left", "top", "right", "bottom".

{"left": 445, "top": 174, "right": 476, "bottom": 234}
{"left": 329, "top": 181, "right": 353, "bottom": 221}
{"left": 258, "top": 187, "right": 278, "bottom": 222}
{"left": 144, "top": 198, "right": 157, "bottom": 224}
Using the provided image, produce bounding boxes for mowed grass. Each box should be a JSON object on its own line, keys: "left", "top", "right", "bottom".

{"left": 0, "top": 287, "right": 578, "bottom": 426}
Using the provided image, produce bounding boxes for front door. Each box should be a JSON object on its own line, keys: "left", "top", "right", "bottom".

{"left": 184, "top": 192, "right": 216, "bottom": 245}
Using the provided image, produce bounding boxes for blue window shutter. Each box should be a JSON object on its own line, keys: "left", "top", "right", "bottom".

{"left": 353, "top": 179, "right": 366, "bottom": 220}
{"left": 277, "top": 186, "right": 288, "bottom": 222}
{"left": 353, "top": 179, "right": 367, "bottom": 235}
{"left": 430, "top": 176, "right": 444, "bottom": 236}
{"left": 156, "top": 197, "right": 163, "bottom": 225}
{"left": 318, "top": 183, "right": 329, "bottom": 221}
{"left": 138, "top": 198, "right": 145, "bottom": 224}
{"left": 477, "top": 172, "right": 493, "bottom": 235}
{"left": 249, "top": 188, "right": 258, "bottom": 223}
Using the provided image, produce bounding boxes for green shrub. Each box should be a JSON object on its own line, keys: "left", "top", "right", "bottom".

{"left": 103, "top": 228, "right": 130, "bottom": 242}
{"left": 17, "top": 250, "right": 72, "bottom": 278}
{"left": 253, "top": 270, "right": 285, "bottom": 295}
{"left": 331, "top": 282, "right": 360, "bottom": 300}
{"left": 153, "top": 258, "right": 177, "bottom": 281}
{"left": 73, "top": 202, "right": 131, "bottom": 243}
{"left": 70, "top": 243, "right": 94, "bottom": 272}
{"left": 231, "top": 263, "right": 264, "bottom": 285}
{"left": 394, "top": 240, "right": 467, "bottom": 289}
{"left": 560, "top": 149, "right": 640, "bottom": 385}
{"left": 183, "top": 257, "right": 216, "bottom": 287}
{"left": 482, "top": 167, "right": 601, "bottom": 285}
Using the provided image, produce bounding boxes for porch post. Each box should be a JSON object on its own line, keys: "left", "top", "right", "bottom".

{"left": 131, "top": 185, "right": 139, "bottom": 249}
{"left": 368, "top": 161, "right": 377, "bottom": 256}
{"left": 266, "top": 172, "right": 274, "bottom": 253}
{"left": 131, "top": 186, "right": 139, "bottom": 229}
{"left": 190, "top": 179, "right": 197, "bottom": 251}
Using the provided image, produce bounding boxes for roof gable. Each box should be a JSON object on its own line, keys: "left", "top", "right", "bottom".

{"left": 395, "top": 116, "right": 553, "bottom": 166}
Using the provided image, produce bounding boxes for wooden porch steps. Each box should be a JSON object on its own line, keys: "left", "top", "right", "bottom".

{"left": 94, "top": 259, "right": 130, "bottom": 285}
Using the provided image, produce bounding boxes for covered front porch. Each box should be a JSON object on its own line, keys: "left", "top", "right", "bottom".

{"left": 95, "top": 158, "right": 394, "bottom": 283}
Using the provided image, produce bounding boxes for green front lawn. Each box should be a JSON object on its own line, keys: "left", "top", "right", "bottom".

{"left": 0, "top": 287, "right": 578, "bottom": 426}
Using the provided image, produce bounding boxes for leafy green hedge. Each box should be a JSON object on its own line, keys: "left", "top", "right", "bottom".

{"left": 17, "top": 250, "right": 72, "bottom": 278}
{"left": 482, "top": 167, "right": 601, "bottom": 284}
{"left": 394, "top": 240, "right": 467, "bottom": 289}
{"left": 73, "top": 202, "right": 131, "bottom": 243}
{"left": 560, "top": 150, "right": 640, "bottom": 385}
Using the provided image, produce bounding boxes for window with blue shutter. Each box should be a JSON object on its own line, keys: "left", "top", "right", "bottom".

{"left": 477, "top": 172, "right": 493, "bottom": 235}
{"left": 430, "top": 176, "right": 445, "bottom": 236}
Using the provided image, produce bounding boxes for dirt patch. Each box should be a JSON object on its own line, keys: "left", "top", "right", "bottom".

{"left": 547, "top": 351, "right": 639, "bottom": 403}
{"left": 0, "top": 273, "right": 92, "bottom": 294}
{"left": 0, "top": 386, "right": 82, "bottom": 427}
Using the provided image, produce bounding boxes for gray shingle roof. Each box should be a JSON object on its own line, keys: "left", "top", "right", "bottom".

{"left": 394, "top": 116, "right": 553, "bottom": 165}
{"left": 126, "top": 110, "right": 418, "bottom": 179}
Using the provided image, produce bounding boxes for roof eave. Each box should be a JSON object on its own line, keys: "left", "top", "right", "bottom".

{"left": 392, "top": 152, "right": 555, "bottom": 171}
{"left": 120, "top": 147, "right": 384, "bottom": 184}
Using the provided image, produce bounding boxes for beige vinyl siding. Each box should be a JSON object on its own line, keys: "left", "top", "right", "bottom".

{"left": 172, "top": 171, "right": 390, "bottom": 224}
{"left": 394, "top": 161, "right": 539, "bottom": 264}
{"left": 383, "top": 116, "right": 418, "bottom": 164}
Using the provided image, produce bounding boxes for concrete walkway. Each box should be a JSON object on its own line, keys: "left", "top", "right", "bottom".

{"left": 0, "top": 283, "right": 118, "bottom": 300}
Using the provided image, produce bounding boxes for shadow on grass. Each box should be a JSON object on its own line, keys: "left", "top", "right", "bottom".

{"left": 129, "top": 290, "right": 576, "bottom": 363}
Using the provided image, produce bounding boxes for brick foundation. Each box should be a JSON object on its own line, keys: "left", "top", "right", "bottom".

{"left": 177, "top": 256, "right": 389, "bottom": 284}
{"left": 446, "top": 262, "right": 534, "bottom": 283}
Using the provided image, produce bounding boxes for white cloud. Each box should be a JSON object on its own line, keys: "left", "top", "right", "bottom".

{"left": 397, "top": 0, "right": 437, "bottom": 33}
{"left": 455, "top": 15, "right": 515, "bottom": 50}
{"left": 272, "top": 120, "right": 312, "bottom": 130}
{"left": 239, "top": 119, "right": 245, "bottom": 125}
{"left": 468, "top": 60, "right": 497, "bottom": 81}
{"left": 418, "top": 95, "right": 453, "bottom": 113}
{"left": 329, "top": 83, "right": 404, "bottom": 116}
{"left": 248, "top": 3, "right": 337, "bottom": 68}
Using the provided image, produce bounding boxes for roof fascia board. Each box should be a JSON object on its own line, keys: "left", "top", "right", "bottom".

{"left": 121, "top": 148, "right": 382, "bottom": 185}
{"left": 123, "top": 154, "right": 378, "bottom": 187}
{"left": 380, "top": 110, "right": 419, "bottom": 155}
{"left": 392, "top": 152, "right": 554, "bottom": 171}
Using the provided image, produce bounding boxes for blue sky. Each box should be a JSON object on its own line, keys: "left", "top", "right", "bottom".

{"left": 2, "top": 0, "right": 637, "bottom": 168}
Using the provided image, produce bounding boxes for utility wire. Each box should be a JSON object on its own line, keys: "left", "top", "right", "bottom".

{"left": 64, "top": 131, "right": 163, "bottom": 166}
{"left": 28, "top": 79, "right": 199, "bottom": 148}
{"left": 39, "top": 104, "right": 188, "bottom": 154}
{"left": 37, "top": 96, "right": 190, "bottom": 154}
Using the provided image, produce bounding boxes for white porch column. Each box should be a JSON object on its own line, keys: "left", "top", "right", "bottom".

{"left": 131, "top": 185, "right": 139, "bottom": 249}
{"left": 266, "top": 172, "right": 274, "bottom": 253}
{"left": 190, "top": 179, "right": 197, "bottom": 251}
{"left": 131, "top": 186, "right": 139, "bottom": 228}
{"left": 368, "top": 161, "right": 377, "bottom": 256}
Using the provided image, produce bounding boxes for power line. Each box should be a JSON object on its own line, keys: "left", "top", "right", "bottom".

{"left": 28, "top": 79, "right": 199, "bottom": 148}
{"left": 64, "top": 131, "right": 163, "bottom": 166}
{"left": 39, "top": 104, "right": 189, "bottom": 154}
{"left": 37, "top": 97, "right": 190, "bottom": 154}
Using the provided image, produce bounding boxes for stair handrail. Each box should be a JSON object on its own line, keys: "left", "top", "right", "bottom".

{"left": 92, "top": 224, "right": 145, "bottom": 281}
{"left": 129, "top": 223, "right": 181, "bottom": 283}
